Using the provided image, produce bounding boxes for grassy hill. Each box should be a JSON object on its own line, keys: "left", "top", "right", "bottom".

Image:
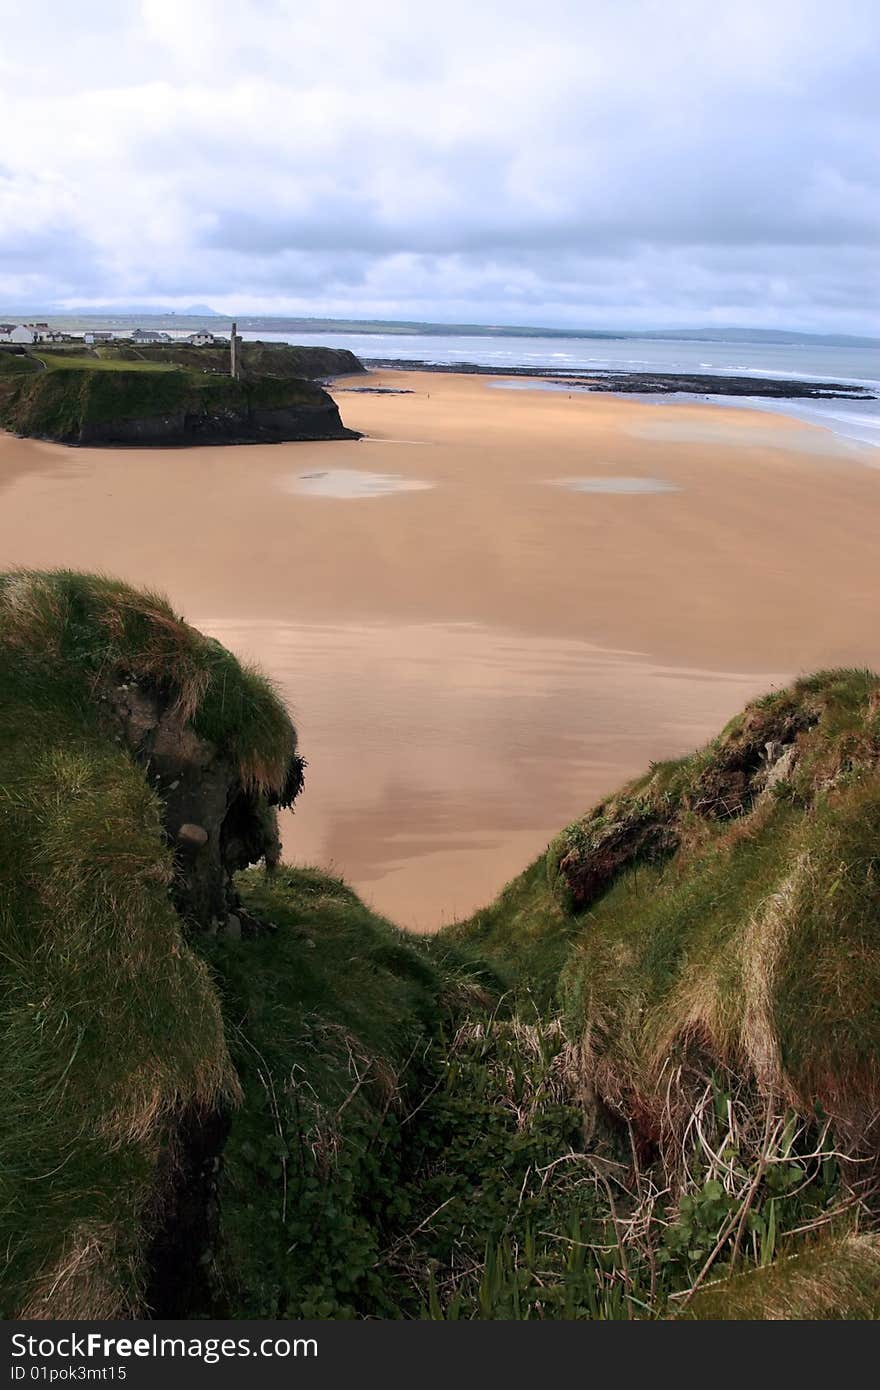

{"left": 1, "top": 571, "right": 879, "bottom": 1319}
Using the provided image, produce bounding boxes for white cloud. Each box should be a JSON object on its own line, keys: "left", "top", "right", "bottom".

{"left": 0, "top": 0, "right": 877, "bottom": 329}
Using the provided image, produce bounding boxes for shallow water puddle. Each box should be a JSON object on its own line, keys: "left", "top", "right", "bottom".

{"left": 623, "top": 415, "right": 860, "bottom": 456}
{"left": 284, "top": 468, "right": 434, "bottom": 498}
{"left": 545, "top": 475, "right": 679, "bottom": 494}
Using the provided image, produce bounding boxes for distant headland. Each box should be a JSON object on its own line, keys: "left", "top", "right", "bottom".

{"left": 0, "top": 336, "right": 364, "bottom": 446}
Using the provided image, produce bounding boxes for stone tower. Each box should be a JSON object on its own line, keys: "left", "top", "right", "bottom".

{"left": 230, "top": 321, "right": 239, "bottom": 379}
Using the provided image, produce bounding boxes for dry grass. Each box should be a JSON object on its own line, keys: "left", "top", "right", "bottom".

{"left": 682, "top": 1233, "right": 880, "bottom": 1319}
{"left": 553, "top": 671, "right": 880, "bottom": 1155}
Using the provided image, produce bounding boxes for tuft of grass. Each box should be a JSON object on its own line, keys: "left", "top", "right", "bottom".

{"left": 0, "top": 570, "right": 296, "bottom": 792}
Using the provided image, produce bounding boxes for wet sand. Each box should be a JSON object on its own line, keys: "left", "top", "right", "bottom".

{"left": 1, "top": 370, "right": 878, "bottom": 928}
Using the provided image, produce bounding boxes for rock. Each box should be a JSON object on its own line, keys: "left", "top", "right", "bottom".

{"left": 764, "top": 744, "right": 797, "bottom": 791}
{"left": 224, "top": 914, "right": 241, "bottom": 941}
{"left": 100, "top": 668, "right": 302, "bottom": 934}
{"left": 177, "top": 822, "right": 209, "bottom": 848}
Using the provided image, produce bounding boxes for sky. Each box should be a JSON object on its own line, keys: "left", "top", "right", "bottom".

{"left": 0, "top": 0, "right": 878, "bottom": 332}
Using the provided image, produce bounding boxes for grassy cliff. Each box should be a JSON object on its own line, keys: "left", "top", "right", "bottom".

{"left": 0, "top": 572, "right": 480, "bottom": 1317}
{"left": 457, "top": 671, "right": 880, "bottom": 1145}
{"left": 0, "top": 571, "right": 288, "bottom": 1316}
{"left": 2, "top": 571, "right": 879, "bottom": 1319}
{"left": 451, "top": 670, "right": 880, "bottom": 1316}
{"left": 0, "top": 352, "right": 355, "bottom": 445}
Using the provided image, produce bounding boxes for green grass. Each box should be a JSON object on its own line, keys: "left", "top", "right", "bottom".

{"left": 200, "top": 867, "right": 495, "bottom": 1318}
{"left": 448, "top": 852, "right": 576, "bottom": 1005}
{"left": 0, "top": 569, "right": 498, "bottom": 1320}
{"left": 440, "top": 670, "right": 880, "bottom": 1318}
{"left": 0, "top": 570, "right": 299, "bottom": 1317}
{"left": 36, "top": 352, "right": 174, "bottom": 373}
{"left": 0, "top": 352, "right": 41, "bottom": 376}
{"left": 92, "top": 341, "right": 364, "bottom": 380}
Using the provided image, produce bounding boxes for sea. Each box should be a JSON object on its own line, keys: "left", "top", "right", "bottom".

{"left": 240, "top": 329, "right": 880, "bottom": 449}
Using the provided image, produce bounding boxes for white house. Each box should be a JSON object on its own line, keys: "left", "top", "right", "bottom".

{"left": 185, "top": 331, "right": 218, "bottom": 346}
{"left": 2, "top": 325, "right": 38, "bottom": 344}
{"left": 84, "top": 331, "right": 114, "bottom": 344}
{"left": 131, "top": 329, "right": 172, "bottom": 344}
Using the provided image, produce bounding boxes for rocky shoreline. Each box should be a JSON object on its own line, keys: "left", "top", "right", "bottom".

{"left": 363, "top": 358, "right": 875, "bottom": 400}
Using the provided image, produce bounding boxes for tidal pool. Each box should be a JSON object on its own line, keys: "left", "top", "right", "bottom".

{"left": 545, "top": 476, "right": 679, "bottom": 494}
{"left": 284, "top": 468, "right": 435, "bottom": 498}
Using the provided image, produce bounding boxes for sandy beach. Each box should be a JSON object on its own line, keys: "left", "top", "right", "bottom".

{"left": 1, "top": 370, "right": 878, "bottom": 928}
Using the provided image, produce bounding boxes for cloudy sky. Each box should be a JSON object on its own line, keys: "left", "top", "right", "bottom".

{"left": 1, "top": 0, "right": 877, "bottom": 331}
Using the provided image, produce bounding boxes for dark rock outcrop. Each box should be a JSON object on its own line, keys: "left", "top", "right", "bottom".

{"left": 105, "top": 676, "right": 303, "bottom": 933}
{"left": 363, "top": 359, "right": 874, "bottom": 401}
{"left": 557, "top": 695, "right": 820, "bottom": 910}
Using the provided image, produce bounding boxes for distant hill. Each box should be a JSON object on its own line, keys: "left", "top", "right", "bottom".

{"left": 2, "top": 312, "right": 877, "bottom": 349}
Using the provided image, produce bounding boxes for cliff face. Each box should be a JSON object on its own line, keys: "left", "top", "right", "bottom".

{"left": 0, "top": 364, "right": 359, "bottom": 446}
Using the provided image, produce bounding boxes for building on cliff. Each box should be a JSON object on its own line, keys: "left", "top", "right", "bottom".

{"left": 185, "top": 331, "right": 221, "bottom": 346}
{"left": 130, "top": 328, "right": 173, "bottom": 344}
{"left": 0, "top": 324, "right": 38, "bottom": 343}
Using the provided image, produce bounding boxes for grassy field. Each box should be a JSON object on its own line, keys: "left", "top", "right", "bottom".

{"left": 34, "top": 352, "right": 174, "bottom": 373}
